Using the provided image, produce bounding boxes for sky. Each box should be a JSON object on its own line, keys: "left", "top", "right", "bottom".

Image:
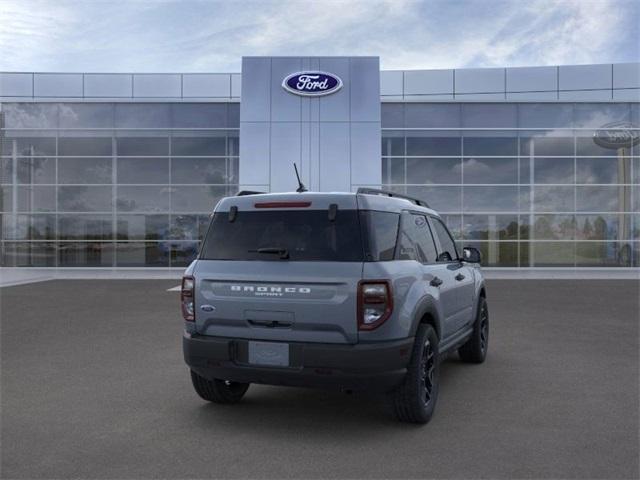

{"left": 0, "top": 0, "right": 638, "bottom": 73}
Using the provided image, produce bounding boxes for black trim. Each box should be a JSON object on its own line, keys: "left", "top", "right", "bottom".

{"left": 357, "top": 187, "right": 430, "bottom": 208}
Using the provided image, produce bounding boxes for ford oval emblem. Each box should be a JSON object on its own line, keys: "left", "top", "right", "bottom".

{"left": 200, "top": 305, "right": 215, "bottom": 312}
{"left": 282, "top": 71, "right": 343, "bottom": 97}
{"left": 593, "top": 122, "right": 639, "bottom": 149}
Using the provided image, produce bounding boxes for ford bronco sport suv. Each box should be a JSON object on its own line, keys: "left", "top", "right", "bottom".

{"left": 182, "top": 188, "right": 488, "bottom": 424}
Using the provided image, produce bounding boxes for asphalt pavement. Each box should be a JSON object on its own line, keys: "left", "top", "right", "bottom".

{"left": 1, "top": 279, "right": 638, "bottom": 479}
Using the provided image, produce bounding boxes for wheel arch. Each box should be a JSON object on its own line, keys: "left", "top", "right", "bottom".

{"left": 410, "top": 297, "right": 442, "bottom": 340}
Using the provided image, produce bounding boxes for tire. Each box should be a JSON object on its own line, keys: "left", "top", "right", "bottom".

{"left": 458, "top": 296, "right": 489, "bottom": 364}
{"left": 190, "top": 370, "right": 250, "bottom": 404}
{"left": 388, "top": 324, "right": 440, "bottom": 424}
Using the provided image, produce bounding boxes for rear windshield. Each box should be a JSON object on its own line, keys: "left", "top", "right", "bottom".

{"left": 200, "top": 210, "right": 364, "bottom": 261}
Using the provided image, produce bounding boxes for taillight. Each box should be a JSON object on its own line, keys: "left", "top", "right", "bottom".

{"left": 357, "top": 280, "right": 393, "bottom": 330}
{"left": 181, "top": 276, "right": 195, "bottom": 321}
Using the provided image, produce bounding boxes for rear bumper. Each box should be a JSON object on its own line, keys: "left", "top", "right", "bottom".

{"left": 183, "top": 333, "right": 414, "bottom": 392}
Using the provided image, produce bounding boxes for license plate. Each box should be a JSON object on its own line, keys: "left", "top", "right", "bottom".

{"left": 248, "top": 341, "right": 290, "bottom": 367}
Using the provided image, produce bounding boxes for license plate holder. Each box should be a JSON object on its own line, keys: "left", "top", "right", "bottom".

{"left": 248, "top": 341, "right": 290, "bottom": 367}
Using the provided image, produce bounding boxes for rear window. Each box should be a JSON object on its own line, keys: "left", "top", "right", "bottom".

{"left": 200, "top": 210, "right": 364, "bottom": 261}
{"left": 360, "top": 211, "right": 400, "bottom": 261}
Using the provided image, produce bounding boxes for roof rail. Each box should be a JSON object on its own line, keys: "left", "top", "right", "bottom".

{"left": 236, "top": 190, "right": 266, "bottom": 196}
{"left": 356, "top": 187, "right": 430, "bottom": 208}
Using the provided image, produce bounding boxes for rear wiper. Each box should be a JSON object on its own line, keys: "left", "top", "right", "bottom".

{"left": 249, "top": 247, "right": 290, "bottom": 260}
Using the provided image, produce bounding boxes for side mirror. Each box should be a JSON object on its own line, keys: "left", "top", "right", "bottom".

{"left": 462, "top": 247, "right": 481, "bottom": 264}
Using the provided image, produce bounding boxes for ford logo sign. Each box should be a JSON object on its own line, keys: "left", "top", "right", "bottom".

{"left": 282, "top": 71, "right": 343, "bottom": 97}
{"left": 593, "top": 122, "right": 639, "bottom": 149}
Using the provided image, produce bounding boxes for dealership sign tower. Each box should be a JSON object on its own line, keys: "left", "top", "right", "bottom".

{"left": 239, "top": 56, "right": 381, "bottom": 193}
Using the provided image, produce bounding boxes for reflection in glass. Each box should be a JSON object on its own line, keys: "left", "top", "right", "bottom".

{"left": 115, "top": 242, "right": 169, "bottom": 267}
{"left": 58, "top": 137, "right": 112, "bottom": 156}
{"left": 462, "top": 104, "right": 517, "bottom": 128}
{"left": 116, "top": 137, "right": 169, "bottom": 156}
{"left": 14, "top": 137, "right": 56, "bottom": 156}
{"left": 171, "top": 186, "right": 229, "bottom": 212}
{"left": 463, "top": 136, "right": 517, "bottom": 156}
{"left": 117, "top": 215, "right": 169, "bottom": 240}
{"left": 172, "top": 104, "right": 227, "bottom": 128}
{"left": 2, "top": 104, "right": 58, "bottom": 128}
{"left": 382, "top": 158, "right": 404, "bottom": 184}
{"left": 58, "top": 186, "right": 111, "bottom": 212}
{"left": 462, "top": 241, "right": 518, "bottom": 267}
{"left": 463, "top": 186, "right": 520, "bottom": 212}
{"left": 58, "top": 158, "right": 112, "bottom": 184}
{"left": 116, "top": 186, "right": 170, "bottom": 212}
{"left": 463, "top": 158, "right": 517, "bottom": 184}
{"left": 404, "top": 104, "right": 461, "bottom": 128}
{"left": 58, "top": 242, "right": 114, "bottom": 267}
{"left": 406, "top": 158, "right": 461, "bottom": 184}
{"left": 406, "top": 136, "right": 460, "bottom": 156}
{"left": 575, "top": 214, "right": 631, "bottom": 241}
{"left": 1, "top": 242, "right": 56, "bottom": 266}
{"left": 517, "top": 104, "right": 573, "bottom": 129}
{"left": 463, "top": 215, "right": 518, "bottom": 240}
{"left": 533, "top": 215, "right": 575, "bottom": 240}
{"left": 17, "top": 186, "right": 56, "bottom": 212}
{"left": 576, "top": 157, "right": 630, "bottom": 184}
{"left": 59, "top": 214, "right": 112, "bottom": 240}
{"left": 381, "top": 103, "right": 404, "bottom": 128}
{"left": 575, "top": 242, "right": 632, "bottom": 267}
{"left": 533, "top": 186, "right": 574, "bottom": 212}
{"left": 17, "top": 157, "right": 56, "bottom": 184}
{"left": 573, "top": 103, "right": 630, "bottom": 128}
{"left": 117, "top": 158, "right": 169, "bottom": 184}
{"left": 520, "top": 136, "right": 574, "bottom": 156}
{"left": 171, "top": 158, "right": 228, "bottom": 184}
{"left": 576, "top": 186, "right": 630, "bottom": 212}
{"left": 440, "top": 215, "right": 462, "bottom": 240}
{"left": 114, "top": 104, "right": 171, "bottom": 128}
{"left": 533, "top": 158, "right": 574, "bottom": 184}
{"left": 531, "top": 242, "right": 575, "bottom": 266}
{"left": 171, "top": 136, "right": 226, "bottom": 156}
{"left": 0, "top": 158, "right": 12, "bottom": 184}
{"left": 59, "top": 104, "right": 114, "bottom": 128}
{"left": 381, "top": 133, "right": 404, "bottom": 156}
{"left": 402, "top": 186, "right": 461, "bottom": 213}
{"left": 170, "top": 241, "right": 199, "bottom": 267}
{"left": 1, "top": 214, "right": 55, "bottom": 240}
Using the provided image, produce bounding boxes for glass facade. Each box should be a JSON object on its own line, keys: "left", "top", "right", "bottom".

{"left": 382, "top": 102, "right": 640, "bottom": 267}
{"left": 0, "top": 103, "right": 239, "bottom": 267}
{"left": 1, "top": 100, "right": 638, "bottom": 268}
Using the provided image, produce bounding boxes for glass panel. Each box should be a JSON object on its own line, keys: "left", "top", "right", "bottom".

{"left": 576, "top": 134, "right": 627, "bottom": 157}
{"left": 117, "top": 214, "right": 169, "bottom": 240}
{"left": 360, "top": 211, "right": 400, "bottom": 261}
{"left": 576, "top": 185, "right": 630, "bottom": 212}
{"left": 170, "top": 241, "right": 199, "bottom": 267}
{"left": 171, "top": 186, "right": 229, "bottom": 212}
{"left": 633, "top": 215, "right": 640, "bottom": 241}
{"left": 58, "top": 214, "right": 112, "bottom": 240}
{"left": 117, "top": 158, "right": 169, "bottom": 184}
{"left": 533, "top": 186, "right": 574, "bottom": 212}
{"left": 430, "top": 217, "right": 458, "bottom": 261}
{"left": 1, "top": 187, "right": 13, "bottom": 211}
{"left": 406, "top": 134, "right": 460, "bottom": 156}
{"left": 576, "top": 157, "right": 630, "bottom": 184}
{"left": 1, "top": 242, "right": 56, "bottom": 267}
{"left": 171, "top": 158, "right": 228, "bottom": 184}
{"left": 58, "top": 186, "right": 111, "bottom": 212}
{"left": 168, "top": 214, "right": 211, "bottom": 240}
{"left": 440, "top": 214, "right": 462, "bottom": 240}
{"left": 227, "top": 103, "right": 240, "bottom": 127}
{"left": 381, "top": 104, "right": 404, "bottom": 128}
{"left": 114, "top": 104, "right": 171, "bottom": 128}
{"left": 381, "top": 132, "right": 404, "bottom": 156}
{"left": 58, "top": 158, "right": 112, "bottom": 184}
{"left": 463, "top": 158, "right": 518, "bottom": 184}
{"left": 462, "top": 215, "right": 519, "bottom": 240}
{"left": 573, "top": 103, "right": 630, "bottom": 128}
{"left": 463, "top": 136, "right": 518, "bottom": 156}
{"left": 633, "top": 157, "right": 640, "bottom": 184}
{"left": 2, "top": 104, "right": 59, "bottom": 128}
{"left": 382, "top": 158, "right": 405, "bottom": 184}
{"left": 12, "top": 137, "right": 56, "bottom": 156}
{"left": 517, "top": 104, "right": 573, "bottom": 129}
{"left": 531, "top": 242, "right": 575, "bottom": 266}
{"left": 1, "top": 214, "right": 55, "bottom": 240}
{"left": 404, "top": 104, "right": 460, "bottom": 128}
{"left": 116, "top": 186, "right": 170, "bottom": 212}
{"left": 575, "top": 242, "right": 632, "bottom": 267}
{"left": 58, "top": 242, "right": 114, "bottom": 267}
{"left": 463, "top": 241, "right": 518, "bottom": 267}
{"left": 463, "top": 186, "right": 520, "bottom": 212}
{"left": 403, "top": 186, "right": 461, "bottom": 213}
{"left": 58, "top": 104, "right": 114, "bottom": 128}
{"left": 0, "top": 158, "right": 12, "bottom": 184}
{"left": 116, "top": 137, "right": 169, "bottom": 156}
{"left": 115, "top": 242, "right": 169, "bottom": 267}
{"left": 171, "top": 104, "right": 227, "bottom": 128}
{"left": 58, "top": 137, "right": 112, "bottom": 156}
{"left": 406, "top": 158, "right": 461, "bottom": 184}
{"left": 462, "top": 104, "right": 517, "bottom": 128}
{"left": 520, "top": 135, "right": 574, "bottom": 156}
{"left": 533, "top": 158, "right": 574, "bottom": 184}
{"left": 18, "top": 186, "right": 56, "bottom": 212}
{"left": 576, "top": 214, "right": 632, "bottom": 241}
{"left": 171, "top": 136, "right": 226, "bottom": 156}
{"left": 17, "top": 157, "right": 56, "bottom": 184}
{"left": 532, "top": 215, "right": 576, "bottom": 240}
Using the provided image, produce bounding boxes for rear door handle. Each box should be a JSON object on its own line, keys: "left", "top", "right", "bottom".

{"left": 455, "top": 273, "right": 465, "bottom": 281}
{"left": 430, "top": 277, "right": 443, "bottom": 287}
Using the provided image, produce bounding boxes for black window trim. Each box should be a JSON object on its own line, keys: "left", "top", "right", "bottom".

{"left": 427, "top": 215, "right": 461, "bottom": 264}
{"left": 396, "top": 210, "right": 440, "bottom": 265}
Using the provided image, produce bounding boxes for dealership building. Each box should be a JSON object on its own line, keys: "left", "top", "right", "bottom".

{"left": 0, "top": 57, "right": 638, "bottom": 270}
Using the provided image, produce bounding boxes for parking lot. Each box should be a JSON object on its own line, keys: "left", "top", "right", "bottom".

{"left": 1, "top": 279, "right": 638, "bottom": 479}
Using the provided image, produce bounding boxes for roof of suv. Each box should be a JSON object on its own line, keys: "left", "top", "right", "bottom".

{"left": 215, "top": 191, "right": 439, "bottom": 216}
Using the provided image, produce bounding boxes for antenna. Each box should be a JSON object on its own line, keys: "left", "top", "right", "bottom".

{"left": 293, "top": 163, "right": 308, "bottom": 193}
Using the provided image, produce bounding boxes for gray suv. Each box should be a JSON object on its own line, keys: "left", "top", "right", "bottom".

{"left": 182, "top": 188, "right": 488, "bottom": 423}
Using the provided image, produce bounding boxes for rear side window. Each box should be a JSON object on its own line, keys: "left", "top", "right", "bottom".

{"left": 360, "top": 211, "right": 399, "bottom": 261}
{"left": 397, "top": 213, "right": 438, "bottom": 263}
{"left": 431, "top": 217, "right": 458, "bottom": 262}
{"left": 200, "top": 210, "right": 363, "bottom": 261}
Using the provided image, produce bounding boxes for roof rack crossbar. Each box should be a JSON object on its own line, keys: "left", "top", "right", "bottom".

{"left": 356, "top": 187, "right": 430, "bottom": 208}
{"left": 236, "top": 190, "right": 266, "bottom": 196}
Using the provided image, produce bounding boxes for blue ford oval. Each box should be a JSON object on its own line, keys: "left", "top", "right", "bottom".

{"left": 282, "top": 71, "right": 343, "bottom": 96}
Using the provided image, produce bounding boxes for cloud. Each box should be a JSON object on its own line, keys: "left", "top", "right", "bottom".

{"left": 0, "top": 0, "right": 637, "bottom": 72}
